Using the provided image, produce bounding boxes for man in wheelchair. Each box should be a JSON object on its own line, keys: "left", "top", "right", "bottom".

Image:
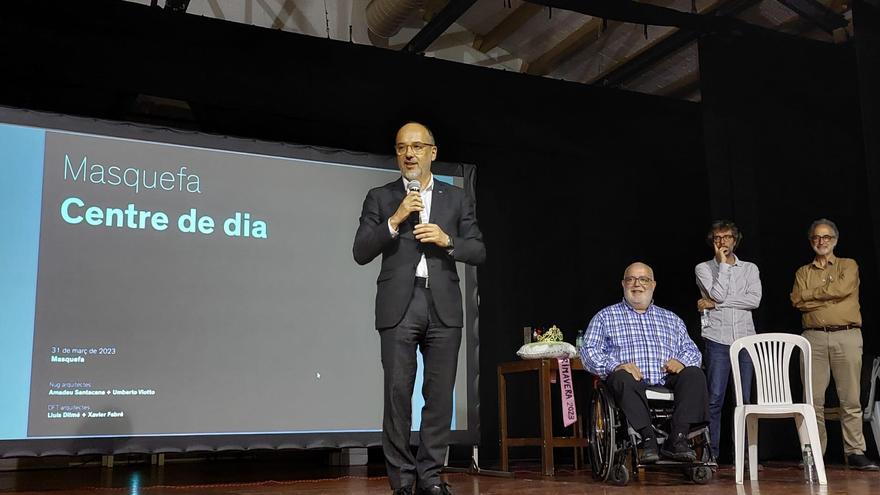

{"left": 580, "top": 262, "right": 710, "bottom": 465}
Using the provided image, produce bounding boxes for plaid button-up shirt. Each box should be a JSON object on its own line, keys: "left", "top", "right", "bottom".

{"left": 579, "top": 300, "right": 702, "bottom": 386}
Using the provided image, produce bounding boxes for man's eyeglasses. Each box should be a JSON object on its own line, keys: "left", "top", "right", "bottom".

{"left": 712, "top": 234, "right": 736, "bottom": 242}
{"left": 623, "top": 276, "right": 654, "bottom": 286}
{"left": 395, "top": 142, "right": 435, "bottom": 156}
{"left": 810, "top": 234, "right": 836, "bottom": 243}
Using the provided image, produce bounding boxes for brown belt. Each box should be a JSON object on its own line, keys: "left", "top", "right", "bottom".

{"left": 804, "top": 325, "right": 860, "bottom": 332}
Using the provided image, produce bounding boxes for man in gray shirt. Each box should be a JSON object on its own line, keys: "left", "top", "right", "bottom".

{"left": 695, "top": 220, "right": 762, "bottom": 460}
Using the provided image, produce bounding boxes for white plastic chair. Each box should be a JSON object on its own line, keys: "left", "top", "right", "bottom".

{"left": 865, "top": 356, "right": 880, "bottom": 457}
{"left": 729, "top": 333, "right": 827, "bottom": 484}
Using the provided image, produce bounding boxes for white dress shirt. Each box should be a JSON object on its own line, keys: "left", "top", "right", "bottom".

{"left": 388, "top": 176, "right": 433, "bottom": 278}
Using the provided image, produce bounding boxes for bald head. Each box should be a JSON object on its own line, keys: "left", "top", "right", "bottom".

{"left": 396, "top": 122, "right": 435, "bottom": 144}
{"left": 623, "top": 262, "right": 654, "bottom": 280}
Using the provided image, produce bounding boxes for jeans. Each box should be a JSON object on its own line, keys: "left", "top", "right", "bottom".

{"left": 704, "top": 338, "right": 754, "bottom": 459}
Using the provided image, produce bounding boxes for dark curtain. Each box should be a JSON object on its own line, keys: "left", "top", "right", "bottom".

{"left": 699, "top": 30, "right": 877, "bottom": 462}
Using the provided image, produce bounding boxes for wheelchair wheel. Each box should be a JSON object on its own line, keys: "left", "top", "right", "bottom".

{"left": 588, "top": 381, "right": 616, "bottom": 481}
{"left": 690, "top": 466, "right": 713, "bottom": 484}
{"left": 610, "top": 464, "right": 630, "bottom": 486}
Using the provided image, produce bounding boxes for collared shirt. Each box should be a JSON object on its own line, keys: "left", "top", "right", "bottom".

{"left": 579, "top": 300, "right": 702, "bottom": 386}
{"left": 388, "top": 176, "right": 434, "bottom": 278}
{"left": 695, "top": 255, "right": 762, "bottom": 345}
{"left": 791, "top": 254, "right": 861, "bottom": 328}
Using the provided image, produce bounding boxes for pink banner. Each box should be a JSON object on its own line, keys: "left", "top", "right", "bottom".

{"left": 557, "top": 357, "right": 577, "bottom": 427}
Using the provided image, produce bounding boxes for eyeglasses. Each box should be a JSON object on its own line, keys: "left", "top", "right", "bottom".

{"left": 395, "top": 142, "right": 435, "bottom": 156}
{"left": 712, "top": 234, "right": 736, "bottom": 242}
{"left": 810, "top": 234, "right": 836, "bottom": 243}
{"left": 623, "top": 276, "right": 654, "bottom": 286}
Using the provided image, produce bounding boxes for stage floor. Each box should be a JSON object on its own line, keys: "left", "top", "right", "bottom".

{"left": 1, "top": 457, "right": 878, "bottom": 494}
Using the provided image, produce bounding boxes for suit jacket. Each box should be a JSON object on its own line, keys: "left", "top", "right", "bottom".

{"left": 353, "top": 178, "right": 486, "bottom": 329}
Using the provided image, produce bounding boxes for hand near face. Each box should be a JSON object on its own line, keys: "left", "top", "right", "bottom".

{"left": 389, "top": 191, "right": 424, "bottom": 230}
{"left": 663, "top": 358, "right": 685, "bottom": 374}
{"left": 697, "top": 297, "right": 716, "bottom": 311}
{"left": 414, "top": 223, "right": 451, "bottom": 248}
{"left": 713, "top": 242, "right": 730, "bottom": 264}
{"left": 615, "top": 362, "right": 643, "bottom": 381}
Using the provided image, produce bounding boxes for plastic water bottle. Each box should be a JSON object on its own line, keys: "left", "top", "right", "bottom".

{"left": 575, "top": 330, "right": 584, "bottom": 349}
{"left": 802, "top": 444, "right": 816, "bottom": 483}
{"left": 700, "top": 309, "right": 710, "bottom": 329}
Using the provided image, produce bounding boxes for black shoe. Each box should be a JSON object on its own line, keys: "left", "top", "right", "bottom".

{"left": 848, "top": 454, "right": 880, "bottom": 471}
{"left": 417, "top": 482, "right": 453, "bottom": 495}
{"left": 640, "top": 436, "right": 660, "bottom": 464}
{"left": 660, "top": 433, "right": 697, "bottom": 462}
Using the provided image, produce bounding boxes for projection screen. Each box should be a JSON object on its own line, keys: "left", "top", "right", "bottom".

{"left": 0, "top": 107, "right": 481, "bottom": 456}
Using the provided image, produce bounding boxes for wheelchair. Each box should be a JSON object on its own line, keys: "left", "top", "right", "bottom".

{"left": 588, "top": 375, "right": 716, "bottom": 485}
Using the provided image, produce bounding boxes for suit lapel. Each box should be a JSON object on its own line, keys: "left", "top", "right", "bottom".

{"left": 429, "top": 179, "right": 445, "bottom": 224}
{"left": 388, "top": 179, "right": 406, "bottom": 207}
{"left": 386, "top": 179, "right": 415, "bottom": 237}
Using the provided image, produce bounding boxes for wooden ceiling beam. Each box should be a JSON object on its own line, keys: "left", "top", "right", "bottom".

{"left": 522, "top": 17, "right": 605, "bottom": 76}
{"left": 586, "top": 0, "right": 738, "bottom": 86}
{"left": 206, "top": 0, "right": 225, "bottom": 19}
{"left": 775, "top": 0, "right": 851, "bottom": 33}
{"left": 423, "top": 0, "right": 453, "bottom": 21}
{"left": 473, "top": 3, "right": 544, "bottom": 52}
{"left": 656, "top": 70, "right": 700, "bottom": 98}
{"left": 402, "top": 0, "right": 478, "bottom": 53}
{"left": 523, "top": 0, "right": 725, "bottom": 79}
{"left": 775, "top": 0, "right": 848, "bottom": 33}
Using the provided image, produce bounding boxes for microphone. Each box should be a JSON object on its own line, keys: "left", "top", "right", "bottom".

{"left": 406, "top": 180, "right": 428, "bottom": 224}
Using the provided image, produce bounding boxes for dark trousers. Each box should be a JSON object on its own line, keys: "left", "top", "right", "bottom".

{"left": 704, "top": 339, "right": 754, "bottom": 458}
{"left": 379, "top": 284, "right": 461, "bottom": 490}
{"left": 606, "top": 366, "right": 709, "bottom": 433}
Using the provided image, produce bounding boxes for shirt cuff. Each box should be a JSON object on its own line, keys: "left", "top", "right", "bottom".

{"left": 604, "top": 359, "right": 621, "bottom": 378}
{"left": 678, "top": 355, "right": 699, "bottom": 368}
{"left": 387, "top": 219, "right": 399, "bottom": 238}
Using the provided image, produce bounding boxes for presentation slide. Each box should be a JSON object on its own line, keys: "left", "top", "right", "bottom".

{"left": 0, "top": 111, "right": 476, "bottom": 452}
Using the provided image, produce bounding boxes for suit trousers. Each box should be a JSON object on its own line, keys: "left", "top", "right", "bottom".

{"left": 606, "top": 366, "right": 709, "bottom": 432}
{"left": 379, "top": 283, "right": 461, "bottom": 490}
{"left": 802, "top": 328, "right": 866, "bottom": 455}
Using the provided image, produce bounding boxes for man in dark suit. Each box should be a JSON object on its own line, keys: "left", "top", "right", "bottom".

{"left": 353, "top": 122, "right": 485, "bottom": 495}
